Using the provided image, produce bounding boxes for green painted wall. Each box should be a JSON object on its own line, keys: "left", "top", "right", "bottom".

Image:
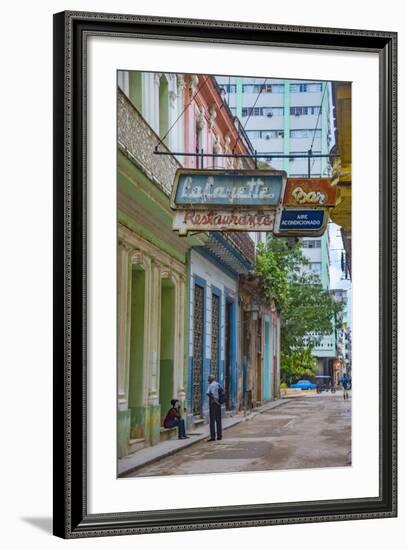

{"left": 117, "top": 147, "right": 202, "bottom": 447}
{"left": 128, "top": 267, "right": 145, "bottom": 438}
{"left": 149, "top": 405, "right": 161, "bottom": 445}
{"left": 130, "top": 407, "right": 146, "bottom": 440}
{"left": 118, "top": 152, "right": 205, "bottom": 263}
{"left": 283, "top": 81, "right": 291, "bottom": 174}
{"left": 159, "top": 282, "right": 175, "bottom": 420}
{"left": 117, "top": 409, "right": 131, "bottom": 458}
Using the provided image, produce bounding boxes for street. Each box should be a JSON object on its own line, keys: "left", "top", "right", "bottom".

{"left": 124, "top": 394, "right": 351, "bottom": 477}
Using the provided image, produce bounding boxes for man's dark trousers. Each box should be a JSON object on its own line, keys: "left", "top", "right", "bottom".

{"left": 209, "top": 400, "right": 222, "bottom": 439}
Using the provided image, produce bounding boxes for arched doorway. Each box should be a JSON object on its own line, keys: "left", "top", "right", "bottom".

{"left": 263, "top": 315, "right": 271, "bottom": 401}
{"left": 159, "top": 278, "right": 175, "bottom": 421}
{"left": 128, "top": 265, "right": 146, "bottom": 439}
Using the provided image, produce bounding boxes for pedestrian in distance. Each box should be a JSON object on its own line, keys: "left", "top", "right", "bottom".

{"left": 206, "top": 374, "right": 224, "bottom": 441}
{"left": 340, "top": 373, "right": 350, "bottom": 400}
{"left": 163, "top": 399, "right": 189, "bottom": 439}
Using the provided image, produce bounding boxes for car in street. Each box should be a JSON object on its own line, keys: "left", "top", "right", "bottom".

{"left": 290, "top": 379, "right": 317, "bottom": 390}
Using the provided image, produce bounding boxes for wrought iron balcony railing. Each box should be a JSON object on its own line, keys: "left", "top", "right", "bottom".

{"left": 226, "top": 232, "right": 255, "bottom": 265}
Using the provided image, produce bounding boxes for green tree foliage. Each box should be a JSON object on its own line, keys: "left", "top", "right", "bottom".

{"left": 255, "top": 238, "right": 344, "bottom": 383}
{"left": 280, "top": 347, "right": 318, "bottom": 382}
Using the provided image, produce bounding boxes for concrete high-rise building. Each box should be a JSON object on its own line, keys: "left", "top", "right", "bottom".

{"left": 300, "top": 235, "right": 336, "bottom": 375}
{"left": 215, "top": 77, "right": 331, "bottom": 177}
{"left": 331, "top": 288, "right": 352, "bottom": 379}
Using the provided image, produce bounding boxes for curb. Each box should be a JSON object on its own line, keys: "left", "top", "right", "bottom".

{"left": 119, "top": 398, "right": 293, "bottom": 477}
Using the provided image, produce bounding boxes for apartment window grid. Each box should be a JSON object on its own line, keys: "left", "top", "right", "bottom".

{"left": 217, "top": 79, "right": 325, "bottom": 96}
{"left": 290, "top": 106, "right": 321, "bottom": 116}
{"left": 290, "top": 82, "right": 323, "bottom": 93}
{"left": 241, "top": 106, "right": 284, "bottom": 117}
{"left": 216, "top": 77, "right": 329, "bottom": 179}
{"left": 302, "top": 239, "right": 321, "bottom": 249}
{"left": 242, "top": 83, "right": 284, "bottom": 93}
{"left": 310, "top": 262, "right": 322, "bottom": 274}
{"left": 221, "top": 84, "right": 237, "bottom": 93}
{"left": 246, "top": 129, "right": 285, "bottom": 139}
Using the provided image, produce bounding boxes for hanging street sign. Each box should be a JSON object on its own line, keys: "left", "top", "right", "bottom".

{"left": 283, "top": 178, "right": 340, "bottom": 208}
{"left": 171, "top": 169, "right": 286, "bottom": 209}
{"left": 173, "top": 209, "right": 276, "bottom": 234}
{"left": 171, "top": 169, "right": 335, "bottom": 236}
{"left": 274, "top": 208, "right": 328, "bottom": 236}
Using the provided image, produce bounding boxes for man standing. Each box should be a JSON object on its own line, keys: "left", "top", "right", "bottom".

{"left": 206, "top": 374, "right": 223, "bottom": 441}
{"left": 340, "top": 372, "right": 350, "bottom": 400}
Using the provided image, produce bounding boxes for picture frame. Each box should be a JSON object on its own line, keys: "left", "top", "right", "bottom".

{"left": 53, "top": 10, "right": 397, "bottom": 538}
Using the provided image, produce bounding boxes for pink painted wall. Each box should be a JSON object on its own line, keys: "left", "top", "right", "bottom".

{"left": 182, "top": 74, "right": 253, "bottom": 171}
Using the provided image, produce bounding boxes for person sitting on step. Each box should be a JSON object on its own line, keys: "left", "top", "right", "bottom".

{"left": 163, "top": 399, "right": 189, "bottom": 440}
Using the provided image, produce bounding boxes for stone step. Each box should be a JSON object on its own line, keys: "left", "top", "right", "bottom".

{"left": 193, "top": 418, "right": 205, "bottom": 426}
{"left": 160, "top": 426, "right": 177, "bottom": 442}
{"left": 128, "top": 438, "right": 145, "bottom": 454}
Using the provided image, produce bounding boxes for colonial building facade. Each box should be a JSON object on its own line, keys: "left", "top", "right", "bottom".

{"left": 117, "top": 71, "right": 281, "bottom": 460}
{"left": 239, "top": 275, "right": 281, "bottom": 408}
{"left": 117, "top": 72, "right": 202, "bottom": 457}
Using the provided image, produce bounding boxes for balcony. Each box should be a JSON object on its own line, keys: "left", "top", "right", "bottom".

{"left": 226, "top": 232, "right": 255, "bottom": 265}
{"left": 117, "top": 88, "right": 181, "bottom": 196}
{"left": 118, "top": 87, "right": 256, "bottom": 272}
{"left": 203, "top": 232, "right": 255, "bottom": 275}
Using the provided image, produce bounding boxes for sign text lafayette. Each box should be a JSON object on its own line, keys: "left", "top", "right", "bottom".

{"left": 173, "top": 209, "right": 276, "bottom": 234}
{"left": 172, "top": 170, "right": 285, "bottom": 208}
{"left": 283, "top": 178, "right": 339, "bottom": 207}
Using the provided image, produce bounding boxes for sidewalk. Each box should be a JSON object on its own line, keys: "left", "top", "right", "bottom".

{"left": 118, "top": 398, "right": 292, "bottom": 476}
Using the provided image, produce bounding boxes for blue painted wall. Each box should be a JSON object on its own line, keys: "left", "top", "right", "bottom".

{"left": 226, "top": 295, "right": 238, "bottom": 411}
{"left": 211, "top": 285, "right": 222, "bottom": 381}
{"left": 188, "top": 250, "right": 241, "bottom": 420}
{"left": 190, "top": 275, "right": 207, "bottom": 417}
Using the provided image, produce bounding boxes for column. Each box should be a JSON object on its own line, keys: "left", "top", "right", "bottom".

{"left": 117, "top": 241, "right": 132, "bottom": 458}
{"left": 117, "top": 241, "right": 132, "bottom": 408}
{"left": 128, "top": 252, "right": 151, "bottom": 441}
{"left": 174, "top": 275, "right": 186, "bottom": 402}
{"left": 146, "top": 260, "right": 162, "bottom": 445}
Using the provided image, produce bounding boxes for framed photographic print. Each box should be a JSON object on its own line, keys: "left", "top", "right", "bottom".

{"left": 53, "top": 11, "right": 397, "bottom": 538}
